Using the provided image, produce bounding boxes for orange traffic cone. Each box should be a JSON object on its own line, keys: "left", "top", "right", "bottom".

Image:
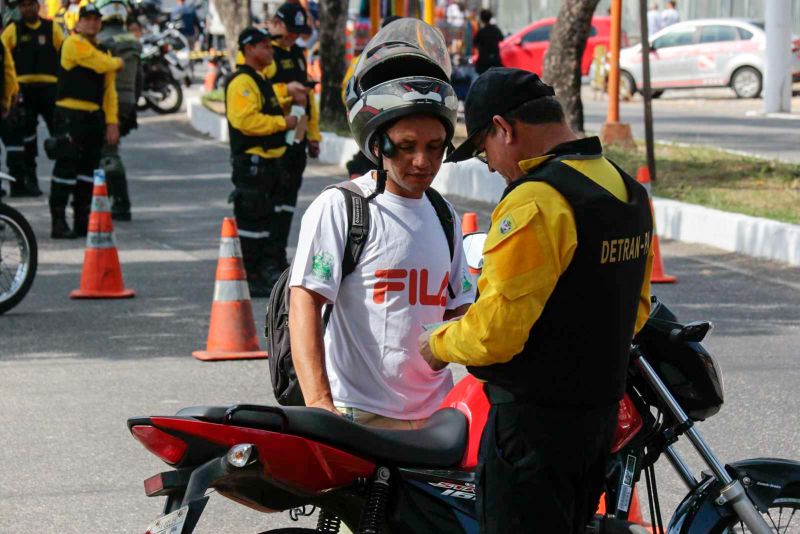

{"left": 461, "top": 212, "right": 479, "bottom": 235}
{"left": 70, "top": 171, "right": 135, "bottom": 299}
{"left": 636, "top": 166, "right": 677, "bottom": 284}
{"left": 203, "top": 60, "right": 218, "bottom": 92}
{"left": 193, "top": 218, "right": 267, "bottom": 361}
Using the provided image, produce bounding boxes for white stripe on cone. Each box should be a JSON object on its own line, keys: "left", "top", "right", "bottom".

{"left": 91, "top": 196, "right": 111, "bottom": 213}
{"left": 213, "top": 280, "right": 251, "bottom": 302}
{"left": 86, "top": 231, "right": 116, "bottom": 249}
{"left": 219, "top": 237, "right": 243, "bottom": 259}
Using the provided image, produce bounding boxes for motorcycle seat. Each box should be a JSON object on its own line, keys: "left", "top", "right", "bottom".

{"left": 176, "top": 405, "right": 468, "bottom": 468}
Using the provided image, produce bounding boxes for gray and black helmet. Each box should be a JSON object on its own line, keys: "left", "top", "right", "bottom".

{"left": 345, "top": 18, "right": 459, "bottom": 164}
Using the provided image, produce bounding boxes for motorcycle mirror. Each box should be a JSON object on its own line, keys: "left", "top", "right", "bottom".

{"left": 669, "top": 321, "right": 713, "bottom": 344}
{"left": 462, "top": 232, "right": 487, "bottom": 272}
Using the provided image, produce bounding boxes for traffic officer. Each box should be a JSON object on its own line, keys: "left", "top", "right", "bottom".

{"left": 418, "top": 68, "right": 655, "bottom": 533}
{"left": 97, "top": 0, "right": 141, "bottom": 221}
{"left": 265, "top": 2, "right": 321, "bottom": 273}
{"left": 1, "top": 0, "right": 64, "bottom": 197}
{"left": 0, "top": 31, "right": 20, "bottom": 198}
{"left": 49, "top": 3, "right": 122, "bottom": 238}
{"left": 226, "top": 27, "right": 298, "bottom": 297}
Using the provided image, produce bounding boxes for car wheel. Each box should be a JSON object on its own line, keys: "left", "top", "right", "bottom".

{"left": 620, "top": 71, "right": 636, "bottom": 99}
{"left": 731, "top": 66, "right": 762, "bottom": 98}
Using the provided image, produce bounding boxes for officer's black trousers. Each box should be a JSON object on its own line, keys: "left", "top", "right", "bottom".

{"left": 273, "top": 141, "right": 307, "bottom": 269}
{"left": 1, "top": 83, "right": 57, "bottom": 181}
{"left": 50, "top": 107, "right": 104, "bottom": 228}
{"left": 230, "top": 154, "right": 290, "bottom": 284}
{"left": 477, "top": 387, "right": 617, "bottom": 534}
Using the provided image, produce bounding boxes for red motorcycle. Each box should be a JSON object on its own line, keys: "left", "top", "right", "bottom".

{"left": 130, "top": 237, "right": 800, "bottom": 534}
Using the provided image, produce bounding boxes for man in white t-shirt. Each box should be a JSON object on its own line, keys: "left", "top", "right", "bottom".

{"left": 289, "top": 19, "right": 468, "bottom": 429}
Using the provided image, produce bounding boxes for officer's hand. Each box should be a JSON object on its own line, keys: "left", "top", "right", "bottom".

{"left": 105, "top": 123, "right": 120, "bottom": 146}
{"left": 307, "top": 140, "right": 320, "bottom": 158}
{"left": 115, "top": 57, "right": 125, "bottom": 71}
{"left": 418, "top": 330, "right": 448, "bottom": 371}
{"left": 287, "top": 81, "right": 308, "bottom": 106}
{"left": 285, "top": 115, "right": 299, "bottom": 130}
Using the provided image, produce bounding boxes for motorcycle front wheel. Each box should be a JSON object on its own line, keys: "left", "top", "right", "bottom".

{"left": 719, "top": 487, "right": 800, "bottom": 532}
{"left": 146, "top": 78, "right": 183, "bottom": 114}
{"left": 0, "top": 203, "right": 37, "bottom": 314}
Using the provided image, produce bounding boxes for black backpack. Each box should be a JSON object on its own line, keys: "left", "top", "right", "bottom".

{"left": 266, "top": 181, "right": 456, "bottom": 406}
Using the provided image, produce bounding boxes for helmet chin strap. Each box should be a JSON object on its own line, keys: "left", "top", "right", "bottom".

{"left": 367, "top": 152, "right": 387, "bottom": 201}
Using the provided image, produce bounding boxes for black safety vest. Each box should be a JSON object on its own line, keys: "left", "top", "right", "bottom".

{"left": 271, "top": 43, "right": 311, "bottom": 114}
{"left": 0, "top": 40, "right": 5, "bottom": 108}
{"left": 468, "top": 156, "right": 653, "bottom": 408}
{"left": 56, "top": 36, "right": 104, "bottom": 106}
{"left": 226, "top": 65, "right": 286, "bottom": 156}
{"left": 13, "top": 19, "right": 58, "bottom": 78}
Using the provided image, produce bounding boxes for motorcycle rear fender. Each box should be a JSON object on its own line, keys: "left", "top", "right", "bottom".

{"left": 131, "top": 416, "right": 376, "bottom": 495}
{"left": 667, "top": 457, "right": 800, "bottom": 533}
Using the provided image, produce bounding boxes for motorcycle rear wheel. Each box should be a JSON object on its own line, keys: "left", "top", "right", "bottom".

{"left": 146, "top": 78, "right": 183, "bottom": 114}
{"left": 0, "top": 203, "right": 37, "bottom": 314}
{"left": 719, "top": 487, "right": 800, "bottom": 532}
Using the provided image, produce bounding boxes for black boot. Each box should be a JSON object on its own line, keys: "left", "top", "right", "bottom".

{"left": 9, "top": 174, "right": 30, "bottom": 197}
{"left": 51, "top": 210, "right": 76, "bottom": 239}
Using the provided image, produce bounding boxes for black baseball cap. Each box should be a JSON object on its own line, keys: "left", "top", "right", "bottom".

{"left": 275, "top": 2, "right": 311, "bottom": 35}
{"left": 79, "top": 3, "right": 102, "bottom": 18}
{"left": 238, "top": 27, "right": 272, "bottom": 49}
{"left": 446, "top": 68, "right": 556, "bottom": 163}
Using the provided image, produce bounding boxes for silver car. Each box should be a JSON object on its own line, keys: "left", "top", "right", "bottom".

{"left": 618, "top": 19, "right": 800, "bottom": 98}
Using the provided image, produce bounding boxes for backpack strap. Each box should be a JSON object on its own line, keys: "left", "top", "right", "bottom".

{"left": 328, "top": 180, "right": 371, "bottom": 278}
{"left": 424, "top": 187, "right": 457, "bottom": 299}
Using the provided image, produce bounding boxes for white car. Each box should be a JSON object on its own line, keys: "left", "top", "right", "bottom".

{"left": 618, "top": 19, "right": 800, "bottom": 99}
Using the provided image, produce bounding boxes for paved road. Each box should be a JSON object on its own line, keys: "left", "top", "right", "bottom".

{"left": 583, "top": 87, "right": 800, "bottom": 163}
{"left": 1, "top": 113, "right": 798, "bottom": 532}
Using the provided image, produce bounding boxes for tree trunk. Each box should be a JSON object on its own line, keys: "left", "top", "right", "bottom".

{"left": 542, "top": 0, "right": 600, "bottom": 134}
{"left": 212, "top": 0, "right": 250, "bottom": 64}
{"left": 318, "top": 0, "right": 348, "bottom": 132}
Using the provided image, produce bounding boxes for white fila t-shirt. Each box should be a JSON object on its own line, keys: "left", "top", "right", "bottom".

{"left": 290, "top": 173, "right": 476, "bottom": 419}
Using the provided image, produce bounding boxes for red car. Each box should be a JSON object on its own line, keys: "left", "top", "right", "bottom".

{"left": 499, "top": 16, "right": 627, "bottom": 76}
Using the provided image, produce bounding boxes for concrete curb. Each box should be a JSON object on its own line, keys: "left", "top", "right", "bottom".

{"left": 185, "top": 103, "right": 799, "bottom": 266}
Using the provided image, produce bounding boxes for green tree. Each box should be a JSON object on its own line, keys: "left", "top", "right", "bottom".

{"left": 318, "top": 0, "right": 349, "bottom": 132}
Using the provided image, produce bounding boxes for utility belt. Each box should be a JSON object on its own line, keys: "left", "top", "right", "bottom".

{"left": 483, "top": 382, "right": 618, "bottom": 413}
{"left": 44, "top": 108, "right": 104, "bottom": 160}
{"left": 230, "top": 153, "right": 286, "bottom": 189}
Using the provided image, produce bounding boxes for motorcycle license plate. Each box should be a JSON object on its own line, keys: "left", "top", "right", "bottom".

{"left": 145, "top": 506, "right": 188, "bottom": 534}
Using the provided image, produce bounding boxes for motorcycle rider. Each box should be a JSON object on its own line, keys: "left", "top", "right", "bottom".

{"left": 1, "top": 0, "right": 64, "bottom": 197}
{"left": 96, "top": 0, "right": 141, "bottom": 221}
{"left": 289, "top": 19, "right": 473, "bottom": 429}
{"left": 225, "top": 27, "right": 298, "bottom": 297}
{"left": 49, "top": 3, "right": 123, "bottom": 238}
{"left": 263, "top": 1, "right": 321, "bottom": 278}
{"left": 419, "top": 68, "right": 655, "bottom": 533}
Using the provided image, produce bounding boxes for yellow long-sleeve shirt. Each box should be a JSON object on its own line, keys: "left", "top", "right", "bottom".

{"left": 430, "top": 150, "right": 654, "bottom": 367}
{"left": 2, "top": 42, "right": 19, "bottom": 110}
{"left": 226, "top": 70, "right": 288, "bottom": 159}
{"left": 56, "top": 34, "right": 120, "bottom": 124}
{"left": 268, "top": 42, "right": 321, "bottom": 143}
{"left": 1, "top": 19, "right": 65, "bottom": 84}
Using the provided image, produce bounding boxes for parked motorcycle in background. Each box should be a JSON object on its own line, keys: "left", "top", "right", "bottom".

{"left": 138, "top": 32, "right": 186, "bottom": 114}
{"left": 127, "top": 233, "right": 800, "bottom": 533}
{"left": 0, "top": 173, "right": 37, "bottom": 314}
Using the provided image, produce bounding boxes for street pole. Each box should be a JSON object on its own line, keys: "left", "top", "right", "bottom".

{"left": 638, "top": 0, "right": 656, "bottom": 181}
{"left": 600, "top": 0, "right": 634, "bottom": 149}
{"left": 764, "top": 0, "right": 792, "bottom": 113}
{"left": 370, "top": 0, "right": 380, "bottom": 36}
{"left": 424, "top": 0, "right": 435, "bottom": 25}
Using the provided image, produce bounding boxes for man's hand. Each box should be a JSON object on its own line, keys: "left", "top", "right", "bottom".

{"left": 105, "top": 123, "right": 120, "bottom": 146}
{"left": 285, "top": 115, "right": 299, "bottom": 129}
{"left": 286, "top": 81, "right": 308, "bottom": 106}
{"left": 418, "top": 329, "right": 448, "bottom": 371}
{"left": 307, "top": 140, "right": 320, "bottom": 158}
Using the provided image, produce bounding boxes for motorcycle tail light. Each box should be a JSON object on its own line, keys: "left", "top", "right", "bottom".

{"left": 161, "top": 43, "right": 170, "bottom": 54}
{"left": 131, "top": 425, "right": 188, "bottom": 465}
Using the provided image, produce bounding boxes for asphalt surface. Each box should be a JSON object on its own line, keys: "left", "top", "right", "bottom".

{"left": 1, "top": 112, "right": 798, "bottom": 533}
{"left": 582, "top": 86, "right": 800, "bottom": 163}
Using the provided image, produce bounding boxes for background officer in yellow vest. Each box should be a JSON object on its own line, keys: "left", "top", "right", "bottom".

{"left": 48, "top": 3, "right": 122, "bottom": 238}
{"left": 419, "top": 68, "right": 655, "bottom": 533}
{"left": 1, "top": 0, "right": 64, "bottom": 196}
{"left": 226, "top": 27, "right": 298, "bottom": 297}
{"left": 0, "top": 32, "right": 20, "bottom": 198}
{"left": 265, "top": 2, "right": 321, "bottom": 274}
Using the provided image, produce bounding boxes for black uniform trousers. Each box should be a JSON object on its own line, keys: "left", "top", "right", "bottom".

{"left": 273, "top": 140, "right": 307, "bottom": 269}
{"left": 50, "top": 107, "right": 104, "bottom": 232}
{"left": 230, "top": 153, "right": 290, "bottom": 285}
{"left": 2, "top": 83, "right": 57, "bottom": 181}
{"left": 477, "top": 384, "right": 618, "bottom": 534}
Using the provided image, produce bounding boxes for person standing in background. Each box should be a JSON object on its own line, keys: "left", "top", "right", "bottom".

{"left": 473, "top": 9, "right": 503, "bottom": 74}
{"left": 660, "top": 1, "right": 680, "bottom": 29}
{"left": 647, "top": 3, "right": 662, "bottom": 36}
